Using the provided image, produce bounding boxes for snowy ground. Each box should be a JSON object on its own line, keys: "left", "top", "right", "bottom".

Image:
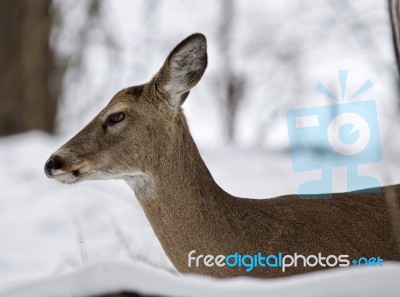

{"left": 3, "top": 261, "right": 400, "bottom": 297}
{"left": 0, "top": 131, "right": 400, "bottom": 296}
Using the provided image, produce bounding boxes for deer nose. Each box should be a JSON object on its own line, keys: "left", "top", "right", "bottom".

{"left": 44, "top": 155, "right": 64, "bottom": 178}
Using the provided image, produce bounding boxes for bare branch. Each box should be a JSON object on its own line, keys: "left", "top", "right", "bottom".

{"left": 389, "top": 0, "right": 400, "bottom": 76}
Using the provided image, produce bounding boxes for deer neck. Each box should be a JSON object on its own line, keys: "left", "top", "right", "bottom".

{"left": 123, "top": 115, "right": 232, "bottom": 254}
{"left": 126, "top": 115, "right": 228, "bottom": 206}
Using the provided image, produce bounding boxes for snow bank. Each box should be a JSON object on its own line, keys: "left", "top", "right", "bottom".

{"left": 2, "top": 261, "right": 400, "bottom": 297}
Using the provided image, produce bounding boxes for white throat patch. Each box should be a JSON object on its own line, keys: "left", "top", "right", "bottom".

{"left": 124, "top": 173, "right": 156, "bottom": 199}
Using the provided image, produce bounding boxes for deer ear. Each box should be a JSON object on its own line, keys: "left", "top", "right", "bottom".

{"left": 154, "top": 33, "right": 207, "bottom": 107}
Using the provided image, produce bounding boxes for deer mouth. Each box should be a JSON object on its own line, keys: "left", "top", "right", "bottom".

{"left": 44, "top": 155, "right": 89, "bottom": 184}
{"left": 51, "top": 166, "right": 87, "bottom": 184}
{"left": 52, "top": 171, "right": 80, "bottom": 184}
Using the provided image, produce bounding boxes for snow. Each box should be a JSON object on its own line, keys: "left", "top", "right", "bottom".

{"left": 2, "top": 261, "right": 400, "bottom": 297}
{"left": 1, "top": 132, "right": 400, "bottom": 296}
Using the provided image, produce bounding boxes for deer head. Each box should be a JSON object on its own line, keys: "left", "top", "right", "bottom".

{"left": 44, "top": 33, "right": 207, "bottom": 197}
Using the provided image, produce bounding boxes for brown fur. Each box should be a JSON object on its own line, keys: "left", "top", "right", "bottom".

{"left": 46, "top": 33, "right": 400, "bottom": 278}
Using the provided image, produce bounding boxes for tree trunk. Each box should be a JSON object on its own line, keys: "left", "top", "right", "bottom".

{"left": 0, "top": 0, "right": 60, "bottom": 135}
{"left": 218, "top": 0, "right": 245, "bottom": 143}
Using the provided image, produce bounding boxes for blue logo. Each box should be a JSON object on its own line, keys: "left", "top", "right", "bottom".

{"left": 286, "top": 70, "right": 382, "bottom": 198}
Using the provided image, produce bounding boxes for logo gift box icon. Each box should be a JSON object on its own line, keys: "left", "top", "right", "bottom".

{"left": 286, "top": 71, "right": 382, "bottom": 198}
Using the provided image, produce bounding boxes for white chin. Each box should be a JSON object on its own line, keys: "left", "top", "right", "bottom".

{"left": 53, "top": 173, "right": 79, "bottom": 184}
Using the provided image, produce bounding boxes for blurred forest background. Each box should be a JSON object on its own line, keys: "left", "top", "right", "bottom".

{"left": 1, "top": 0, "right": 400, "bottom": 149}
{"left": 2, "top": 0, "right": 400, "bottom": 289}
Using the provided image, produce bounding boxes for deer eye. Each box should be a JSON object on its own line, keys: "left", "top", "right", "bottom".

{"left": 106, "top": 112, "right": 125, "bottom": 126}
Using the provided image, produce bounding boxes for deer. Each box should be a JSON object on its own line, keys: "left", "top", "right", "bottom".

{"left": 44, "top": 33, "right": 400, "bottom": 278}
